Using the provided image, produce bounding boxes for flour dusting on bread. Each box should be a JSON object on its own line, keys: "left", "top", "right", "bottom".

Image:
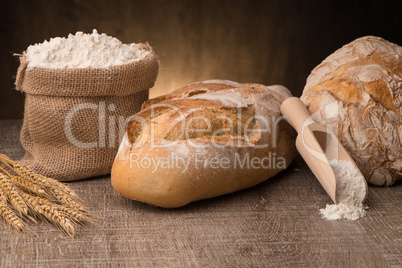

{"left": 187, "top": 90, "right": 253, "bottom": 108}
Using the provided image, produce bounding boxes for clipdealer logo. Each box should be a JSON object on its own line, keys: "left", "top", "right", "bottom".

{"left": 63, "top": 99, "right": 340, "bottom": 172}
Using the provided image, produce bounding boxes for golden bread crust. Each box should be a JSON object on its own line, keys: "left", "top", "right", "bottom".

{"left": 112, "top": 80, "right": 297, "bottom": 207}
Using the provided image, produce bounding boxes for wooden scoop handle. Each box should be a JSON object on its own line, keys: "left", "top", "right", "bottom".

{"left": 280, "top": 97, "right": 311, "bottom": 134}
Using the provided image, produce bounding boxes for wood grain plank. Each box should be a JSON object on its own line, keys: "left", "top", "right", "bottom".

{"left": 0, "top": 120, "right": 400, "bottom": 267}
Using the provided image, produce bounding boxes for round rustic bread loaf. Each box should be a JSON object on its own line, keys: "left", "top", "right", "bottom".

{"left": 301, "top": 36, "right": 402, "bottom": 186}
{"left": 112, "top": 80, "right": 297, "bottom": 208}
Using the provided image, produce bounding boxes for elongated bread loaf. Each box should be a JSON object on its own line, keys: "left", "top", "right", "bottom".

{"left": 111, "top": 80, "right": 297, "bottom": 208}
{"left": 301, "top": 36, "right": 402, "bottom": 186}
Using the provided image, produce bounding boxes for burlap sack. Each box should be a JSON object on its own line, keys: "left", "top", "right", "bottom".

{"left": 15, "top": 44, "right": 159, "bottom": 181}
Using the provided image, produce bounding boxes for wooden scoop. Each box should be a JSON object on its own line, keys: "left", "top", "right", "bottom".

{"left": 280, "top": 97, "right": 368, "bottom": 204}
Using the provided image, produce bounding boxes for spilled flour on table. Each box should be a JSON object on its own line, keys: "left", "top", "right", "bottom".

{"left": 320, "top": 160, "right": 368, "bottom": 221}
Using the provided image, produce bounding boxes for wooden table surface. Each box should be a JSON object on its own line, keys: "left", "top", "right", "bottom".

{"left": 0, "top": 120, "right": 401, "bottom": 267}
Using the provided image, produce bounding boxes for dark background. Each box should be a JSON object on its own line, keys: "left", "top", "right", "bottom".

{"left": 0, "top": 0, "right": 401, "bottom": 119}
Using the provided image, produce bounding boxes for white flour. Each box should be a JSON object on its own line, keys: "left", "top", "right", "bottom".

{"left": 187, "top": 90, "right": 253, "bottom": 108}
{"left": 320, "top": 160, "right": 368, "bottom": 221}
{"left": 26, "top": 29, "right": 150, "bottom": 69}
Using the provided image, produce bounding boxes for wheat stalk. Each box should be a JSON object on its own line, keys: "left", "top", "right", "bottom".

{"left": 9, "top": 175, "right": 46, "bottom": 195}
{"left": 0, "top": 185, "right": 25, "bottom": 232}
{"left": 46, "top": 187, "right": 86, "bottom": 211}
{"left": 22, "top": 192, "right": 75, "bottom": 237}
{"left": 0, "top": 201, "right": 25, "bottom": 232}
{"left": 0, "top": 154, "right": 91, "bottom": 237}
{"left": 23, "top": 193, "right": 89, "bottom": 224}
{"left": 0, "top": 173, "right": 28, "bottom": 215}
{"left": 5, "top": 159, "right": 78, "bottom": 198}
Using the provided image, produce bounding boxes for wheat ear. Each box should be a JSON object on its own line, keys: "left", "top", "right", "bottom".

{"left": 0, "top": 185, "right": 25, "bottom": 232}
{"left": 32, "top": 194, "right": 89, "bottom": 224}
{"left": 22, "top": 192, "right": 75, "bottom": 237}
{"left": 0, "top": 154, "right": 91, "bottom": 237}
{"left": 0, "top": 173, "right": 28, "bottom": 215}
{"left": 45, "top": 187, "right": 86, "bottom": 211}
{"left": 9, "top": 175, "right": 46, "bottom": 195}
{"left": 8, "top": 161, "right": 78, "bottom": 198}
